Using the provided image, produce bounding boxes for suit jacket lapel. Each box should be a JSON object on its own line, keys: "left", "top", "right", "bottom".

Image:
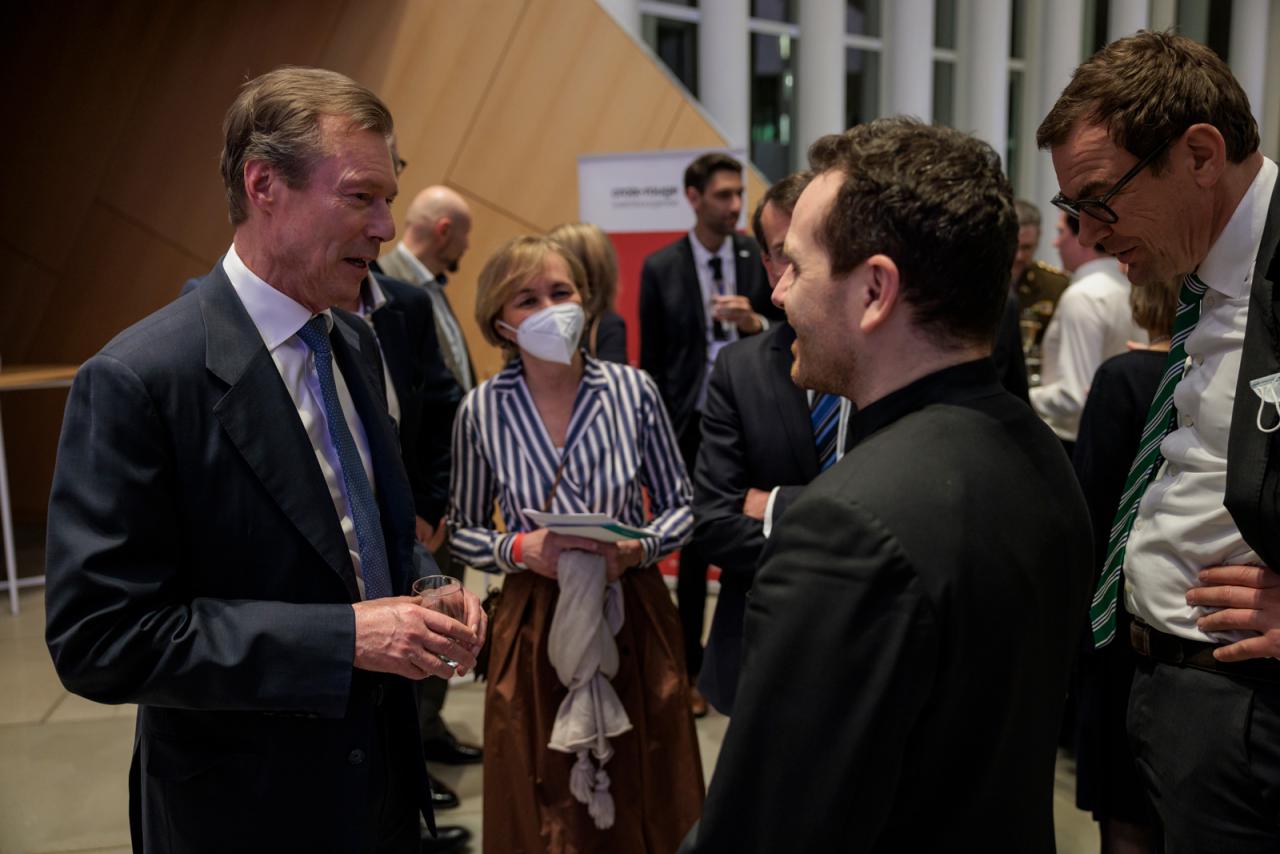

{"left": 679, "top": 236, "right": 708, "bottom": 331}
{"left": 768, "top": 324, "right": 820, "bottom": 479}
{"left": 1226, "top": 176, "right": 1280, "bottom": 567}
{"left": 371, "top": 303, "right": 415, "bottom": 406}
{"left": 200, "top": 269, "right": 360, "bottom": 600}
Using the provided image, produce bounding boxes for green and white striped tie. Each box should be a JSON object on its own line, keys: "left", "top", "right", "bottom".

{"left": 1089, "top": 272, "right": 1209, "bottom": 648}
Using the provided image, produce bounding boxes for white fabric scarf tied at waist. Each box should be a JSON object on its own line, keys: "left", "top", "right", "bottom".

{"left": 546, "top": 549, "right": 632, "bottom": 830}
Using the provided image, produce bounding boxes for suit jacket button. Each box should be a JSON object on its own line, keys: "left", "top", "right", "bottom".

{"left": 348, "top": 749, "right": 366, "bottom": 765}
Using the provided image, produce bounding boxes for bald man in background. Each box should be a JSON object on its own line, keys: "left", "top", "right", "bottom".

{"left": 377, "top": 186, "right": 483, "bottom": 771}
{"left": 379, "top": 186, "right": 476, "bottom": 394}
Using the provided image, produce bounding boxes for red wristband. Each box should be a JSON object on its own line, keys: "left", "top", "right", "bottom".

{"left": 512, "top": 533, "right": 525, "bottom": 565}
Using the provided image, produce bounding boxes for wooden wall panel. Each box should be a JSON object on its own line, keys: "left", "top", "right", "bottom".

{"left": 99, "top": 0, "right": 349, "bottom": 265}
{"left": 450, "top": 0, "right": 688, "bottom": 230}
{"left": 3, "top": 4, "right": 177, "bottom": 279}
{"left": 0, "top": 249, "right": 60, "bottom": 363}
{"left": 24, "top": 203, "right": 209, "bottom": 364}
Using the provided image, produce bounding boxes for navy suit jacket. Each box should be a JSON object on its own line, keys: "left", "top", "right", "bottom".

{"left": 45, "top": 266, "right": 433, "bottom": 852}
{"left": 371, "top": 274, "right": 462, "bottom": 523}
{"left": 692, "top": 322, "right": 818, "bottom": 713}
{"left": 639, "top": 233, "right": 781, "bottom": 436}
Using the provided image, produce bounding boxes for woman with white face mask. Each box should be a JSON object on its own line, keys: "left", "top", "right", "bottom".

{"left": 448, "top": 236, "right": 703, "bottom": 852}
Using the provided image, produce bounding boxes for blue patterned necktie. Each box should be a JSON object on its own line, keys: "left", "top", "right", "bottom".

{"left": 811, "top": 392, "right": 840, "bottom": 471}
{"left": 1089, "top": 272, "right": 1209, "bottom": 648}
{"left": 295, "top": 316, "right": 393, "bottom": 600}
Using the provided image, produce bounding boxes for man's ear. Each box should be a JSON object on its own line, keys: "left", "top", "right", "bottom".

{"left": 858, "top": 254, "right": 901, "bottom": 333}
{"left": 685, "top": 186, "right": 701, "bottom": 208}
{"left": 1183, "top": 123, "right": 1227, "bottom": 189}
{"left": 434, "top": 217, "right": 452, "bottom": 241}
{"left": 243, "top": 160, "right": 278, "bottom": 215}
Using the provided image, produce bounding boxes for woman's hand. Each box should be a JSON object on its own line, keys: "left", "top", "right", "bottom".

{"left": 601, "top": 540, "right": 645, "bottom": 582}
{"left": 520, "top": 529, "right": 600, "bottom": 579}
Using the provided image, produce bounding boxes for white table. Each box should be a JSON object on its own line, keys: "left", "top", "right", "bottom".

{"left": 0, "top": 364, "right": 78, "bottom": 614}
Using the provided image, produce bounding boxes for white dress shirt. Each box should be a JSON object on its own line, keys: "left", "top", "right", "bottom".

{"left": 392, "top": 242, "right": 474, "bottom": 392}
{"left": 223, "top": 245, "right": 378, "bottom": 598}
{"left": 688, "top": 231, "right": 740, "bottom": 410}
{"left": 1031, "top": 256, "right": 1144, "bottom": 441}
{"left": 1125, "top": 156, "right": 1278, "bottom": 642}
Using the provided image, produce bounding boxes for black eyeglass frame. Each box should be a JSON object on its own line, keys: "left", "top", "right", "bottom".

{"left": 1050, "top": 136, "right": 1176, "bottom": 225}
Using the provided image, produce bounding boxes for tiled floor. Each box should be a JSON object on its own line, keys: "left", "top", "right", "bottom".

{"left": 0, "top": 580, "right": 1099, "bottom": 854}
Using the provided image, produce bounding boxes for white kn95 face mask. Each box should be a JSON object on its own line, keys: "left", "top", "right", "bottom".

{"left": 498, "top": 303, "right": 585, "bottom": 365}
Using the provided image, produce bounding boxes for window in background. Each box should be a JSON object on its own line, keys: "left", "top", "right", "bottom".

{"left": 933, "top": 0, "right": 957, "bottom": 126}
{"left": 1176, "top": 0, "right": 1233, "bottom": 61}
{"left": 846, "top": 0, "right": 882, "bottom": 37}
{"left": 750, "top": 31, "right": 797, "bottom": 183}
{"left": 1006, "top": 0, "right": 1028, "bottom": 195}
{"left": 1083, "top": 0, "right": 1111, "bottom": 56}
{"left": 752, "top": 0, "right": 794, "bottom": 23}
{"left": 846, "top": 46, "right": 881, "bottom": 131}
{"left": 641, "top": 12, "right": 699, "bottom": 97}
{"left": 1007, "top": 69, "right": 1024, "bottom": 195}
{"left": 1010, "top": 0, "right": 1027, "bottom": 59}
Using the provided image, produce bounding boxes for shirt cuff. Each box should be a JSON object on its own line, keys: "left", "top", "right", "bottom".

{"left": 762, "top": 487, "right": 781, "bottom": 538}
{"left": 494, "top": 532, "right": 528, "bottom": 573}
{"left": 756, "top": 313, "right": 771, "bottom": 333}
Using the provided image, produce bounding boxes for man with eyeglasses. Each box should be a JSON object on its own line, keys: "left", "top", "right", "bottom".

{"left": 1040, "top": 31, "right": 1280, "bottom": 852}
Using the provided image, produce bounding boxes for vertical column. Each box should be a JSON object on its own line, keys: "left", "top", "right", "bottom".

{"left": 596, "top": 0, "right": 640, "bottom": 40}
{"left": 1108, "top": 0, "right": 1150, "bottom": 43}
{"left": 699, "top": 0, "right": 751, "bottom": 149}
{"left": 886, "top": 0, "right": 935, "bottom": 121}
{"left": 796, "top": 0, "right": 847, "bottom": 167}
{"left": 1230, "top": 0, "right": 1270, "bottom": 134}
{"left": 1149, "top": 0, "right": 1177, "bottom": 33}
{"left": 1036, "top": 0, "right": 1084, "bottom": 263}
{"left": 962, "top": 0, "right": 1011, "bottom": 163}
{"left": 1264, "top": 0, "right": 1280, "bottom": 160}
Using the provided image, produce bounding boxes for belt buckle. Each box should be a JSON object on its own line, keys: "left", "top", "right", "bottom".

{"left": 1130, "top": 621, "right": 1151, "bottom": 657}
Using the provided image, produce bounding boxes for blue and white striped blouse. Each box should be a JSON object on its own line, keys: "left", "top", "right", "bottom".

{"left": 449, "top": 355, "right": 694, "bottom": 573}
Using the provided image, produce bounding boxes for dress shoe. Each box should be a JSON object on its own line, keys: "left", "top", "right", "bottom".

{"left": 428, "top": 772, "right": 460, "bottom": 810}
{"left": 689, "top": 684, "right": 709, "bottom": 719}
{"left": 422, "top": 729, "right": 483, "bottom": 765}
{"left": 421, "top": 823, "right": 471, "bottom": 853}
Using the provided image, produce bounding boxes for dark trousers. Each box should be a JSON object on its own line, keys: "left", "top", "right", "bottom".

{"left": 369, "top": 675, "right": 423, "bottom": 854}
{"left": 1128, "top": 658, "right": 1280, "bottom": 853}
{"left": 676, "top": 414, "right": 706, "bottom": 680}
{"left": 416, "top": 542, "right": 465, "bottom": 744}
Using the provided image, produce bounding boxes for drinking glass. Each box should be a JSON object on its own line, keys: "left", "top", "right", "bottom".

{"left": 412, "top": 575, "right": 465, "bottom": 666}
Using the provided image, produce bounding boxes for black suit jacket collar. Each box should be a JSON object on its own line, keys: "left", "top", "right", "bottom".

{"left": 849, "top": 359, "right": 1002, "bottom": 449}
{"left": 198, "top": 266, "right": 413, "bottom": 600}
{"left": 764, "top": 324, "right": 820, "bottom": 477}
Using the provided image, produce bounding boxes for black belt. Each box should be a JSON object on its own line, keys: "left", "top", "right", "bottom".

{"left": 1130, "top": 619, "right": 1280, "bottom": 685}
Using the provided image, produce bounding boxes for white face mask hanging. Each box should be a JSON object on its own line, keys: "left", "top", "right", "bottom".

{"left": 1250, "top": 372, "right": 1280, "bottom": 434}
{"left": 498, "top": 303, "right": 585, "bottom": 365}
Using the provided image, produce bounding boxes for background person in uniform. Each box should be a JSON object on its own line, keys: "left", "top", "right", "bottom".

{"left": 43, "top": 66, "right": 484, "bottom": 854}
{"left": 449, "top": 235, "right": 703, "bottom": 852}
{"left": 1012, "top": 198, "right": 1071, "bottom": 349}
{"left": 681, "top": 118, "right": 1092, "bottom": 853}
{"left": 1040, "top": 30, "right": 1280, "bottom": 852}
{"left": 639, "top": 152, "right": 780, "bottom": 713}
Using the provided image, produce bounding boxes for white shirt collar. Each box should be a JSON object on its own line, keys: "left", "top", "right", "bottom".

{"left": 395, "top": 242, "right": 438, "bottom": 284}
{"left": 687, "top": 230, "right": 734, "bottom": 269}
{"left": 222, "top": 243, "right": 332, "bottom": 350}
{"left": 1198, "top": 156, "right": 1278, "bottom": 299}
{"left": 1072, "top": 255, "right": 1125, "bottom": 283}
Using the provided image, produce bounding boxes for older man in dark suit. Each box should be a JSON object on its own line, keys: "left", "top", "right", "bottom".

{"left": 639, "top": 152, "right": 780, "bottom": 707}
{"left": 1040, "top": 31, "right": 1280, "bottom": 852}
{"left": 682, "top": 119, "right": 1092, "bottom": 853}
{"left": 44, "top": 67, "right": 484, "bottom": 854}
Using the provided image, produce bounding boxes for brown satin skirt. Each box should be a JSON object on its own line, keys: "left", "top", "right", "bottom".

{"left": 483, "top": 565, "right": 704, "bottom": 853}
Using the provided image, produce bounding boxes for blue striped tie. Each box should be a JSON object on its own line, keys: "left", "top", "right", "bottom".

{"left": 296, "top": 316, "right": 393, "bottom": 600}
{"left": 811, "top": 392, "right": 840, "bottom": 471}
{"left": 1089, "top": 273, "right": 1209, "bottom": 648}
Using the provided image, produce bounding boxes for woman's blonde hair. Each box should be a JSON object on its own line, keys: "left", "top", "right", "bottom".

{"left": 547, "top": 222, "right": 618, "bottom": 323}
{"left": 1129, "top": 277, "right": 1178, "bottom": 339}
{"left": 474, "top": 235, "right": 589, "bottom": 357}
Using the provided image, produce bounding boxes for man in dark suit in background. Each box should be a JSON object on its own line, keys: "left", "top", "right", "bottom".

{"left": 640, "top": 152, "right": 781, "bottom": 712}
{"left": 1040, "top": 31, "right": 1280, "bottom": 852}
{"left": 44, "top": 67, "right": 484, "bottom": 853}
{"left": 694, "top": 169, "right": 851, "bottom": 716}
{"left": 682, "top": 118, "right": 1092, "bottom": 852}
